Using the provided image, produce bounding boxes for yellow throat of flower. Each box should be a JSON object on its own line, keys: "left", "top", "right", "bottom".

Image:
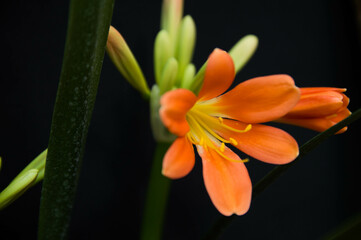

{"left": 186, "top": 104, "right": 252, "bottom": 163}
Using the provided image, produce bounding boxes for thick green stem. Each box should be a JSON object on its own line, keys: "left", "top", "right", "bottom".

{"left": 203, "top": 108, "right": 361, "bottom": 240}
{"left": 37, "top": 0, "right": 114, "bottom": 239}
{"left": 141, "top": 142, "right": 172, "bottom": 240}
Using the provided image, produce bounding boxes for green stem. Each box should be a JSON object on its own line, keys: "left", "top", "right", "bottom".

{"left": 141, "top": 142, "right": 172, "bottom": 240}
{"left": 203, "top": 108, "right": 361, "bottom": 240}
{"left": 37, "top": 0, "right": 114, "bottom": 239}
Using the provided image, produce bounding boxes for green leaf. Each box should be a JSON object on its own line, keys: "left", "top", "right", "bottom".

{"left": 37, "top": 0, "right": 114, "bottom": 239}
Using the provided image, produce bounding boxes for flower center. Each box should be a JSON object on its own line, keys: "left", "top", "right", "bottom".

{"left": 186, "top": 104, "right": 251, "bottom": 162}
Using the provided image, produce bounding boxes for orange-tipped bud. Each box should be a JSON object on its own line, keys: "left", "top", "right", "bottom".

{"left": 277, "top": 87, "right": 351, "bottom": 133}
{"left": 106, "top": 26, "right": 150, "bottom": 97}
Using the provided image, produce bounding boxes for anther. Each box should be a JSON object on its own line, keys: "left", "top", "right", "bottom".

{"left": 326, "top": 114, "right": 338, "bottom": 119}
{"left": 242, "top": 158, "right": 249, "bottom": 163}
{"left": 220, "top": 142, "right": 225, "bottom": 152}
{"left": 229, "top": 137, "right": 238, "bottom": 146}
{"left": 218, "top": 117, "right": 224, "bottom": 124}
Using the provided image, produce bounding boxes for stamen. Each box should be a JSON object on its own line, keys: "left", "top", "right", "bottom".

{"left": 187, "top": 133, "right": 198, "bottom": 145}
{"left": 214, "top": 148, "right": 246, "bottom": 163}
{"left": 221, "top": 123, "right": 252, "bottom": 133}
{"left": 192, "top": 114, "right": 231, "bottom": 144}
{"left": 191, "top": 108, "right": 252, "bottom": 134}
{"left": 187, "top": 115, "right": 206, "bottom": 140}
{"left": 186, "top": 106, "right": 252, "bottom": 162}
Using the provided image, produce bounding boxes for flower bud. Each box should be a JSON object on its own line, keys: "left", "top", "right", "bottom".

{"left": 161, "top": 0, "right": 184, "bottom": 51}
{"left": 229, "top": 34, "right": 258, "bottom": 73}
{"left": 154, "top": 30, "right": 172, "bottom": 85}
{"left": 180, "top": 63, "right": 196, "bottom": 89}
{"left": 0, "top": 169, "right": 39, "bottom": 210}
{"left": 277, "top": 87, "right": 351, "bottom": 133}
{"left": 159, "top": 58, "right": 178, "bottom": 94}
{"left": 175, "top": 15, "right": 196, "bottom": 85}
{"left": 106, "top": 26, "right": 150, "bottom": 98}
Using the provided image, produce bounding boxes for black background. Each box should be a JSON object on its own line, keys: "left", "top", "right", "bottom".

{"left": 1, "top": 0, "right": 361, "bottom": 239}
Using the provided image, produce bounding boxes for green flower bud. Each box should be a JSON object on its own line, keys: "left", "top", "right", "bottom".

{"left": 229, "top": 35, "right": 258, "bottom": 73}
{"left": 180, "top": 63, "right": 196, "bottom": 90}
{"left": 175, "top": 15, "right": 196, "bottom": 85}
{"left": 154, "top": 30, "right": 172, "bottom": 85}
{"left": 159, "top": 58, "right": 178, "bottom": 94}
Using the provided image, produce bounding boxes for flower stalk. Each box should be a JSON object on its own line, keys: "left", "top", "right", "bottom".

{"left": 140, "top": 142, "right": 172, "bottom": 240}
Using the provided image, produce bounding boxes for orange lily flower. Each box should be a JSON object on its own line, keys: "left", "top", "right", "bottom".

{"left": 277, "top": 87, "right": 351, "bottom": 133}
{"left": 159, "top": 48, "right": 301, "bottom": 216}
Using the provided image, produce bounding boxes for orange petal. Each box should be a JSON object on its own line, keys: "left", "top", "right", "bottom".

{"left": 197, "top": 145, "right": 252, "bottom": 216}
{"left": 300, "top": 87, "right": 346, "bottom": 94}
{"left": 209, "top": 74, "right": 300, "bottom": 123}
{"left": 286, "top": 90, "right": 344, "bottom": 118}
{"left": 197, "top": 49, "right": 235, "bottom": 101}
{"left": 162, "top": 137, "right": 195, "bottom": 179}
{"left": 160, "top": 89, "right": 197, "bottom": 136}
{"left": 277, "top": 107, "right": 351, "bottom": 134}
{"left": 340, "top": 93, "right": 350, "bottom": 110}
{"left": 329, "top": 108, "right": 351, "bottom": 134}
{"left": 218, "top": 120, "right": 299, "bottom": 164}
{"left": 333, "top": 107, "right": 351, "bottom": 122}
